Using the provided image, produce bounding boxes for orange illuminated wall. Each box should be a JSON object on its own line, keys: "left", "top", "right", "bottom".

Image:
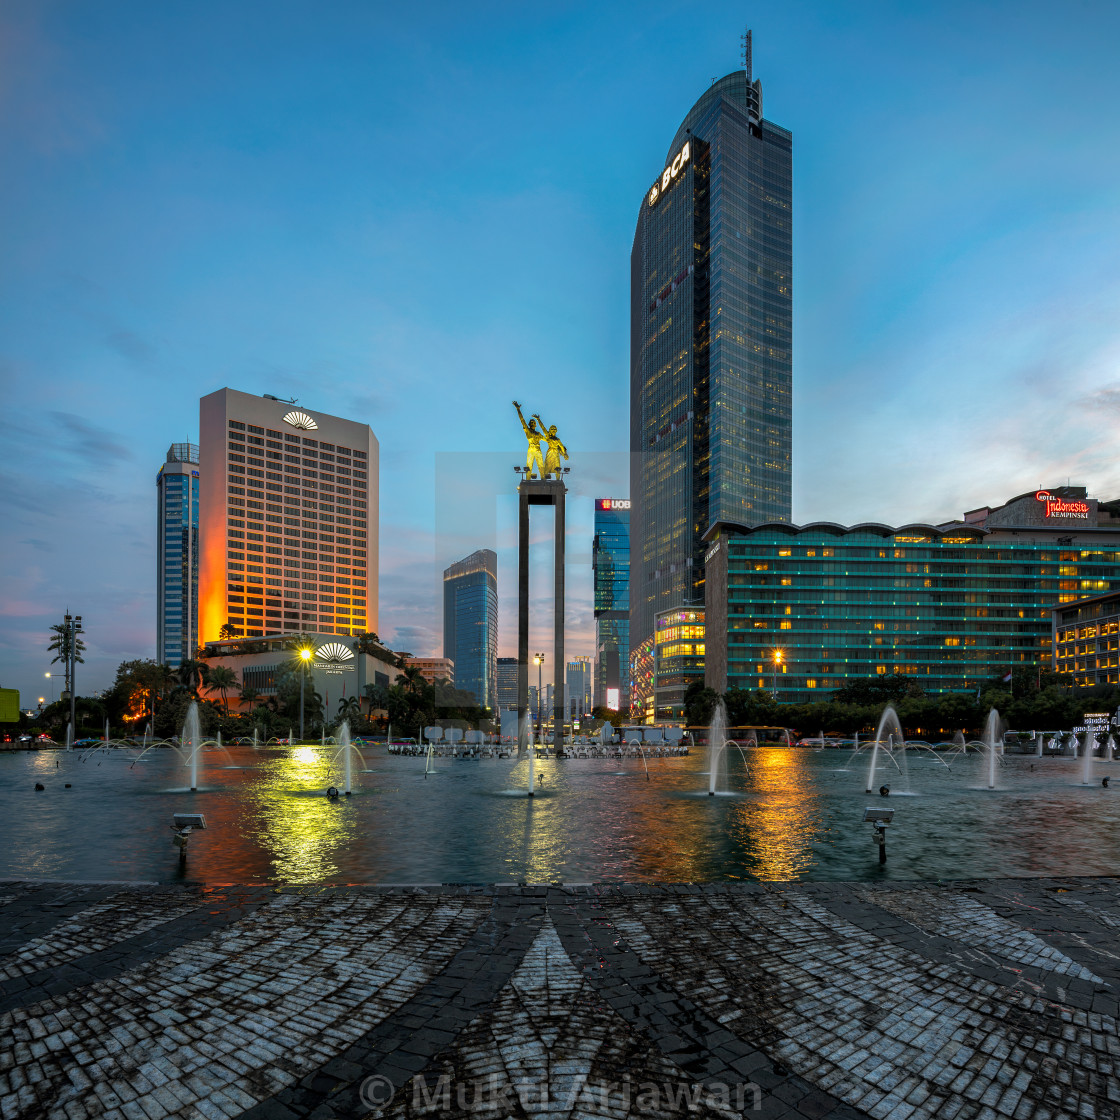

{"left": 198, "top": 390, "right": 230, "bottom": 644}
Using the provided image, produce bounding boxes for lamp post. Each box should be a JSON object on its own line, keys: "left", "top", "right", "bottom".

{"left": 772, "top": 649, "right": 784, "bottom": 702}
{"left": 534, "top": 652, "right": 545, "bottom": 739}
{"left": 299, "top": 646, "right": 312, "bottom": 741}
{"left": 45, "top": 673, "right": 53, "bottom": 705}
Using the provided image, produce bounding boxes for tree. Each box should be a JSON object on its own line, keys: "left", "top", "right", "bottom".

{"left": 356, "top": 632, "right": 386, "bottom": 655}
{"left": 683, "top": 680, "right": 721, "bottom": 727}
{"left": 205, "top": 666, "right": 238, "bottom": 716}
{"left": 337, "top": 695, "right": 361, "bottom": 723}
{"left": 238, "top": 684, "right": 262, "bottom": 709}
{"left": 176, "top": 659, "right": 206, "bottom": 695}
{"left": 218, "top": 622, "right": 240, "bottom": 641}
{"left": 831, "top": 674, "right": 924, "bottom": 705}
{"left": 363, "top": 682, "right": 389, "bottom": 715}
{"left": 396, "top": 666, "right": 426, "bottom": 694}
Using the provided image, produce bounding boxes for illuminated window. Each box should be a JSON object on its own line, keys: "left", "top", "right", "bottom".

{"left": 779, "top": 621, "right": 792, "bottom": 629}
{"left": 806, "top": 679, "right": 817, "bottom": 688}
{"left": 778, "top": 548, "right": 791, "bottom": 557}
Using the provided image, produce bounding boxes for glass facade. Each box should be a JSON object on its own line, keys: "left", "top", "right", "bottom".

{"left": 1053, "top": 591, "right": 1120, "bottom": 687}
{"left": 654, "top": 607, "right": 705, "bottom": 717}
{"left": 705, "top": 522, "right": 1120, "bottom": 704}
{"left": 630, "top": 55, "right": 792, "bottom": 656}
{"left": 593, "top": 499, "right": 631, "bottom": 710}
{"left": 156, "top": 444, "right": 199, "bottom": 668}
{"left": 442, "top": 549, "right": 498, "bottom": 711}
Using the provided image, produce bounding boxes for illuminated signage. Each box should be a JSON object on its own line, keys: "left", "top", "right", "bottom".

{"left": 597, "top": 498, "right": 631, "bottom": 511}
{"left": 646, "top": 141, "right": 691, "bottom": 207}
{"left": 315, "top": 641, "right": 355, "bottom": 673}
{"left": 1035, "top": 491, "right": 1091, "bottom": 520}
{"left": 283, "top": 410, "right": 319, "bottom": 431}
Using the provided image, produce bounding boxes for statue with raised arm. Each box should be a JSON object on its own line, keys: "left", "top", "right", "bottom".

{"left": 533, "top": 413, "right": 569, "bottom": 479}
{"left": 513, "top": 401, "right": 545, "bottom": 479}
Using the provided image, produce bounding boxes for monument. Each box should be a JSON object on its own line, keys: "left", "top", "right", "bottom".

{"left": 514, "top": 401, "right": 568, "bottom": 756}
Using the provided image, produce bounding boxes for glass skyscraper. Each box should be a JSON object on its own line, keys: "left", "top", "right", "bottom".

{"left": 593, "top": 498, "right": 631, "bottom": 710}
{"left": 157, "top": 443, "right": 200, "bottom": 668}
{"left": 630, "top": 33, "right": 792, "bottom": 654}
{"left": 442, "top": 549, "right": 498, "bottom": 711}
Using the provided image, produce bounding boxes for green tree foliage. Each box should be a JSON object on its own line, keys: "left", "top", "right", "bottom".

{"left": 204, "top": 665, "right": 239, "bottom": 715}
{"left": 682, "top": 680, "right": 721, "bottom": 728}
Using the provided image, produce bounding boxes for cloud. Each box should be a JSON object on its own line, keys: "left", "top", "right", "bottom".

{"left": 104, "top": 329, "right": 156, "bottom": 365}
{"left": 48, "top": 411, "right": 134, "bottom": 463}
{"left": 20, "top": 538, "right": 53, "bottom": 553}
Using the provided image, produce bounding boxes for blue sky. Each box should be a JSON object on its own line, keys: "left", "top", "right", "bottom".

{"left": 3, "top": 0, "right": 1120, "bottom": 703}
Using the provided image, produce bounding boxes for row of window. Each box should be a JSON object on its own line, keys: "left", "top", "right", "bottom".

{"left": 228, "top": 420, "right": 367, "bottom": 460}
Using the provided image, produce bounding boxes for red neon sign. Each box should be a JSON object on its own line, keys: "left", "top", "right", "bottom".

{"left": 1035, "top": 491, "right": 1090, "bottom": 518}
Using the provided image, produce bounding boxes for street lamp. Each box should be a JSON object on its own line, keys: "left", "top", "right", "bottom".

{"left": 44, "top": 673, "right": 53, "bottom": 704}
{"left": 533, "top": 652, "right": 545, "bottom": 739}
{"left": 772, "top": 649, "right": 784, "bottom": 702}
{"left": 299, "top": 646, "right": 313, "bottom": 741}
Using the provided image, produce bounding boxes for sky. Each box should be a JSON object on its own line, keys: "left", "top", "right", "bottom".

{"left": 3, "top": 0, "right": 1120, "bottom": 704}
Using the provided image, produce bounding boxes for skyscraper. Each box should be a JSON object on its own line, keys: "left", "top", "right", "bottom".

{"left": 156, "top": 443, "right": 199, "bottom": 668}
{"left": 593, "top": 498, "right": 631, "bottom": 711}
{"left": 566, "top": 656, "right": 592, "bottom": 718}
{"left": 198, "top": 389, "right": 378, "bottom": 643}
{"left": 442, "top": 549, "right": 498, "bottom": 711}
{"left": 496, "top": 657, "right": 518, "bottom": 711}
{"left": 630, "top": 32, "right": 792, "bottom": 653}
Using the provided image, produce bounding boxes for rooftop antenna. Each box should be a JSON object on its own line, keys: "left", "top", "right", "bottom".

{"left": 740, "top": 28, "right": 752, "bottom": 79}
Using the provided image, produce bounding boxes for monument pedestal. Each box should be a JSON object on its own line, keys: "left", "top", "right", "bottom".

{"left": 517, "top": 478, "right": 566, "bottom": 758}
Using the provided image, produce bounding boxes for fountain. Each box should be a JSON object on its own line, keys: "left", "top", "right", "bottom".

{"left": 1108, "top": 734, "right": 1116, "bottom": 762}
{"left": 104, "top": 719, "right": 110, "bottom": 744}
{"left": 708, "top": 702, "right": 727, "bottom": 795}
{"left": 983, "top": 708, "right": 1001, "bottom": 790}
{"left": 332, "top": 721, "right": 359, "bottom": 795}
{"left": 865, "top": 707, "right": 905, "bottom": 794}
{"left": 1081, "top": 732, "right": 1096, "bottom": 786}
{"left": 183, "top": 701, "right": 202, "bottom": 791}
{"left": 65, "top": 723, "right": 72, "bottom": 752}
{"left": 1035, "top": 731, "right": 1043, "bottom": 758}
{"left": 527, "top": 722, "right": 536, "bottom": 796}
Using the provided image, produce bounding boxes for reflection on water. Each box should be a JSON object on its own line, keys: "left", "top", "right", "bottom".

{"left": 2, "top": 747, "right": 1120, "bottom": 885}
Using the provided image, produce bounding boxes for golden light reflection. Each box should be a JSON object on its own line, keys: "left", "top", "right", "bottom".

{"left": 292, "top": 746, "right": 318, "bottom": 766}
{"left": 740, "top": 747, "right": 820, "bottom": 880}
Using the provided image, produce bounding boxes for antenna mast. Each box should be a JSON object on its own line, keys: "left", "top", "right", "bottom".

{"left": 740, "top": 28, "right": 752, "bottom": 79}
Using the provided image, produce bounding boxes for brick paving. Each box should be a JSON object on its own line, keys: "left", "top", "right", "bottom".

{"left": 0, "top": 878, "right": 1117, "bottom": 1119}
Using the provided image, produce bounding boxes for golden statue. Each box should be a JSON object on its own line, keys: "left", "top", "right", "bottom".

{"left": 513, "top": 401, "right": 545, "bottom": 479}
{"left": 533, "top": 412, "right": 569, "bottom": 479}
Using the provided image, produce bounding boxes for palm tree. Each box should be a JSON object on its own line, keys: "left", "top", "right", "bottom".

{"left": 218, "top": 622, "right": 241, "bottom": 641}
{"left": 205, "top": 666, "right": 238, "bottom": 716}
{"left": 396, "top": 666, "right": 425, "bottom": 694}
{"left": 238, "top": 684, "right": 262, "bottom": 710}
{"left": 176, "top": 659, "right": 206, "bottom": 695}
{"left": 337, "top": 695, "right": 361, "bottom": 722}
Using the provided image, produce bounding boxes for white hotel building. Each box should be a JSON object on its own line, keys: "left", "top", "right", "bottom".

{"left": 198, "top": 388, "right": 379, "bottom": 643}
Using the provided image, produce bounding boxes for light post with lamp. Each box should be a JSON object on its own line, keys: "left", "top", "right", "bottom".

{"left": 298, "top": 646, "right": 313, "bottom": 741}
{"left": 45, "top": 673, "right": 54, "bottom": 705}
{"left": 771, "top": 649, "right": 784, "bottom": 702}
{"left": 534, "top": 652, "right": 545, "bottom": 740}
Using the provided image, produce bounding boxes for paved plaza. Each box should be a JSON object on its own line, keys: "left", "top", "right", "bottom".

{"left": 1, "top": 877, "right": 1118, "bottom": 1120}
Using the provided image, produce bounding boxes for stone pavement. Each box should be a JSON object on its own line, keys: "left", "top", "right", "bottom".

{"left": 0, "top": 878, "right": 1118, "bottom": 1120}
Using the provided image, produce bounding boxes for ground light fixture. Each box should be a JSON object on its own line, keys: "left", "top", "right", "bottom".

{"left": 863, "top": 806, "right": 894, "bottom": 864}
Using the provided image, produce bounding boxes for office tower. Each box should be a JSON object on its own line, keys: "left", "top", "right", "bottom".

{"left": 156, "top": 444, "right": 200, "bottom": 668}
{"left": 566, "top": 656, "right": 592, "bottom": 717}
{"left": 593, "top": 498, "right": 631, "bottom": 710}
{"left": 630, "top": 31, "right": 792, "bottom": 654}
{"left": 442, "top": 549, "right": 498, "bottom": 710}
{"left": 496, "top": 657, "right": 518, "bottom": 711}
{"left": 198, "top": 389, "right": 378, "bottom": 642}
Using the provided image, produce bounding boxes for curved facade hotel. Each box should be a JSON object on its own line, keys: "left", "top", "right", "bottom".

{"left": 630, "top": 33, "right": 792, "bottom": 656}
{"left": 703, "top": 486, "right": 1120, "bottom": 703}
{"left": 198, "top": 389, "right": 379, "bottom": 643}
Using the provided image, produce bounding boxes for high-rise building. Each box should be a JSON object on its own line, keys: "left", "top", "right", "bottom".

{"left": 198, "top": 389, "right": 378, "bottom": 643}
{"left": 593, "top": 498, "right": 631, "bottom": 710}
{"left": 402, "top": 656, "right": 454, "bottom": 685}
{"left": 630, "top": 31, "right": 792, "bottom": 656}
{"left": 442, "top": 549, "right": 498, "bottom": 711}
{"left": 156, "top": 443, "right": 200, "bottom": 668}
{"left": 566, "top": 656, "right": 593, "bottom": 718}
{"left": 496, "top": 657, "right": 518, "bottom": 711}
